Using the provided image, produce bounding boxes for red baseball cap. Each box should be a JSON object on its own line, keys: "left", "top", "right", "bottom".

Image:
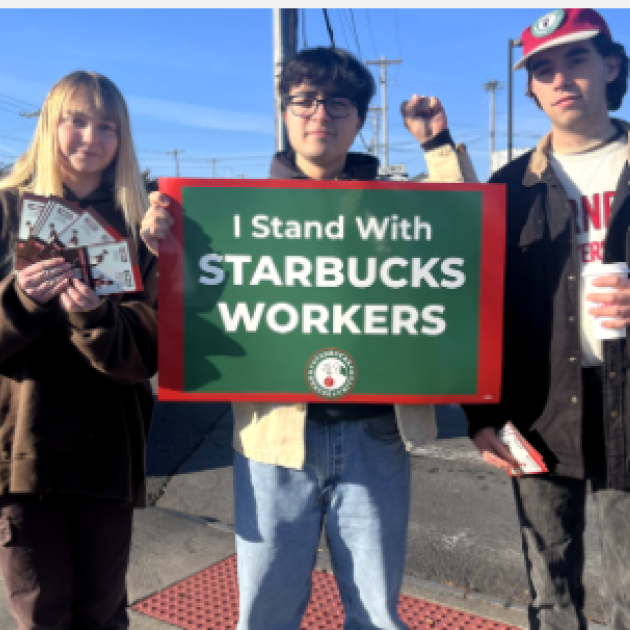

{"left": 514, "top": 8, "right": 611, "bottom": 71}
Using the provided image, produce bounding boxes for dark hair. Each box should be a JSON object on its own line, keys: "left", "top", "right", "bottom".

{"left": 592, "top": 33, "right": 628, "bottom": 110}
{"left": 279, "top": 47, "right": 376, "bottom": 121}
{"left": 526, "top": 33, "right": 628, "bottom": 111}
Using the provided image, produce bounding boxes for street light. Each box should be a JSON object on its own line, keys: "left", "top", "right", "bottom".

{"left": 508, "top": 38, "right": 522, "bottom": 163}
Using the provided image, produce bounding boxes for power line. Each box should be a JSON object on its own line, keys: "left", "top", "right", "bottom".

{"left": 205, "top": 158, "right": 222, "bottom": 178}
{"left": 322, "top": 9, "right": 335, "bottom": 47}
{"left": 336, "top": 10, "right": 351, "bottom": 50}
{"left": 139, "top": 153, "right": 272, "bottom": 162}
{"left": 339, "top": 11, "right": 371, "bottom": 155}
{"left": 364, "top": 10, "right": 378, "bottom": 58}
{"left": 301, "top": 8, "right": 308, "bottom": 48}
{"left": 164, "top": 149, "right": 185, "bottom": 177}
{"left": 393, "top": 11, "right": 402, "bottom": 83}
{"left": 348, "top": 10, "right": 363, "bottom": 60}
{"left": 0, "top": 133, "right": 33, "bottom": 142}
{"left": 0, "top": 92, "right": 39, "bottom": 109}
{"left": 0, "top": 98, "right": 22, "bottom": 111}
{"left": 0, "top": 105, "right": 23, "bottom": 116}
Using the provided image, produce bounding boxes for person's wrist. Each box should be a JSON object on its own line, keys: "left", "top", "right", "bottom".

{"left": 421, "top": 129, "right": 455, "bottom": 152}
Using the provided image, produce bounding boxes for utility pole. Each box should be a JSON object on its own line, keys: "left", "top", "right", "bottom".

{"left": 368, "top": 106, "right": 381, "bottom": 160}
{"left": 273, "top": 9, "right": 298, "bottom": 153}
{"left": 483, "top": 80, "right": 504, "bottom": 176}
{"left": 206, "top": 158, "right": 222, "bottom": 178}
{"left": 366, "top": 56, "right": 401, "bottom": 170}
{"left": 507, "top": 38, "right": 522, "bottom": 163}
{"left": 165, "top": 149, "right": 185, "bottom": 177}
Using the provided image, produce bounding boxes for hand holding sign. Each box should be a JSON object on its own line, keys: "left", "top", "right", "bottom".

{"left": 141, "top": 192, "right": 174, "bottom": 256}
{"left": 400, "top": 95, "right": 448, "bottom": 145}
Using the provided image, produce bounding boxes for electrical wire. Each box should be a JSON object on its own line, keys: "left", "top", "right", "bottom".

{"left": 0, "top": 105, "right": 26, "bottom": 116}
{"left": 364, "top": 10, "right": 378, "bottom": 58}
{"left": 0, "top": 98, "right": 22, "bottom": 112}
{"left": 348, "top": 10, "right": 363, "bottom": 60}
{"left": 0, "top": 92, "right": 38, "bottom": 109}
{"left": 322, "top": 9, "right": 335, "bottom": 48}
{"left": 336, "top": 10, "right": 351, "bottom": 50}
{"left": 393, "top": 10, "right": 402, "bottom": 83}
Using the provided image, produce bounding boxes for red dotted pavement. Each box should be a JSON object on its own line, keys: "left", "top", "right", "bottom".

{"left": 132, "top": 555, "right": 522, "bottom": 629}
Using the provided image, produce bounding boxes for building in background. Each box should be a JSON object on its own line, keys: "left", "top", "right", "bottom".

{"left": 379, "top": 163, "right": 408, "bottom": 181}
{"left": 491, "top": 148, "right": 531, "bottom": 176}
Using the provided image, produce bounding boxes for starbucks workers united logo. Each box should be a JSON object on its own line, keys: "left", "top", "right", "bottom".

{"left": 531, "top": 10, "right": 565, "bottom": 38}
{"left": 306, "top": 348, "right": 357, "bottom": 399}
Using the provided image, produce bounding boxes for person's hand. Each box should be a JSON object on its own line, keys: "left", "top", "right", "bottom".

{"left": 400, "top": 95, "right": 448, "bottom": 145}
{"left": 587, "top": 275, "right": 630, "bottom": 328}
{"left": 17, "top": 259, "right": 74, "bottom": 305}
{"left": 473, "top": 427, "right": 521, "bottom": 474}
{"left": 140, "top": 192, "right": 174, "bottom": 256}
{"left": 59, "top": 278, "right": 102, "bottom": 312}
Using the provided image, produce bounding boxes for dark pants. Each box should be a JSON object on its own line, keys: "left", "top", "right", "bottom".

{"left": 0, "top": 494, "right": 134, "bottom": 630}
{"left": 513, "top": 474, "right": 630, "bottom": 630}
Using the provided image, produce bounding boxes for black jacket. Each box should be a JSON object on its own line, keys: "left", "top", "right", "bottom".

{"left": 269, "top": 149, "right": 380, "bottom": 181}
{"left": 463, "top": 121, "right": 630, "bottom": 490}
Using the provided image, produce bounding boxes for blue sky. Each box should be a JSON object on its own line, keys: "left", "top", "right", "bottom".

{"left": 0, "top": 8, "right": 629, "bottom": 182}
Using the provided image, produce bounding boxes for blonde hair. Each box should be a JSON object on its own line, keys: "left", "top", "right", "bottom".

{"left": 1, "top": 71, "right": 147, "bottom": 235}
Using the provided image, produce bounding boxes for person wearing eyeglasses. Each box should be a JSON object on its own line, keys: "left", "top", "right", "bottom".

{"left": 141, "top": 46, "right": 475, "bottom": 630}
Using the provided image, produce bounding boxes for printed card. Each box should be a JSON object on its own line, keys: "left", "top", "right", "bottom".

{"left": 15, "top": 240, "right": 35, "bottom": 271}
{"left": 57, "top": 207, "right": 120, "bottom": 248}
{"left": 85, "top": 240, "right": 143, "bottom": 295}
{"left": 18, "top": 193, "right": 48, "bottom": 240}
{"left": 39, "top": 238, "right": 66, "bottom": 260}
{"left": 59, "top": 247, "right": 92, "bottom": 287}
{"left": 36, "top": 199, "right": 82, "bottom": 243}
{"left": 20, "top": 237, "right": 48, "bottom": 263}
{"left": 498, "top": 422, "right": 548, "bottom": 476}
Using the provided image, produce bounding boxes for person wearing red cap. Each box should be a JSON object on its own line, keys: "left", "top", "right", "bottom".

{"left": 405, "top": 8, "right": 629, "bottom": 630}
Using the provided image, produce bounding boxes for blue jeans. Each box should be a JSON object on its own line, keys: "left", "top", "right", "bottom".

{"left": 234, "top": 413, "right": 411, "bottom": 630}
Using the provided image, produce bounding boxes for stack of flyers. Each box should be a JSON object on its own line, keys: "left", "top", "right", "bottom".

{"left": 15, "top": 192, "right": 143, "bottom": 296}
{"left": 497, "top": 422, "right": 548, "bottom": 477}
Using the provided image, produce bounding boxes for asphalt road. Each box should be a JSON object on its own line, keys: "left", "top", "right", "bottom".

{"left": 146, "top": 401, "right": 606, "bottom": 624}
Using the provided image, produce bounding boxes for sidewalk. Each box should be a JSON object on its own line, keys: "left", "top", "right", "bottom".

{"left": 126, "top": 505, "right": 531, "bottom": 630}
{"left": 0, "top": 399, "right": 608, "bottom": 629}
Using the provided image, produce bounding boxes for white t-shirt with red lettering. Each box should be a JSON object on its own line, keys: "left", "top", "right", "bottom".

{"left": 549, "top": 134, "right": 628, "bottom": 366}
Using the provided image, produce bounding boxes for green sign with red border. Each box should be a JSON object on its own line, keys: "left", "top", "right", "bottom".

{"left": 158, "top": 179, "right": 505, "bottom": 404}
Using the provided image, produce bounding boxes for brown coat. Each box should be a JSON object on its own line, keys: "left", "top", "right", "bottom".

{"left": 0, "top": 185, "right": 158, "bottom": 507}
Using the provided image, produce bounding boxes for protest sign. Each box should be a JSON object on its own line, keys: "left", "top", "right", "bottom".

{"left": 158, "top": 179, "right": 505, "bottom": 404}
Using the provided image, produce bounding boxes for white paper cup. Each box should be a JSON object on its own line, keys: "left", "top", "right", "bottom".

{"left": 582, "top": 263, "right": 629, "bottom": 340}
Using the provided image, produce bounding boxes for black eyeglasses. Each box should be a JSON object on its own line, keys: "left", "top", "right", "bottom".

{"left": 286, "top": 96, "right": 356, "bottom": 119}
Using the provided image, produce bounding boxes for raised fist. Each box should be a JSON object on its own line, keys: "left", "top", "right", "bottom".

{"left": 400, "top": 95, "right": 448, "bottom": 145}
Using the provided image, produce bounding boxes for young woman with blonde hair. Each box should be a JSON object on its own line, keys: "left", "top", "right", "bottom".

{"left": 0, "top": 71, "right": 157, "bottom": 629}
